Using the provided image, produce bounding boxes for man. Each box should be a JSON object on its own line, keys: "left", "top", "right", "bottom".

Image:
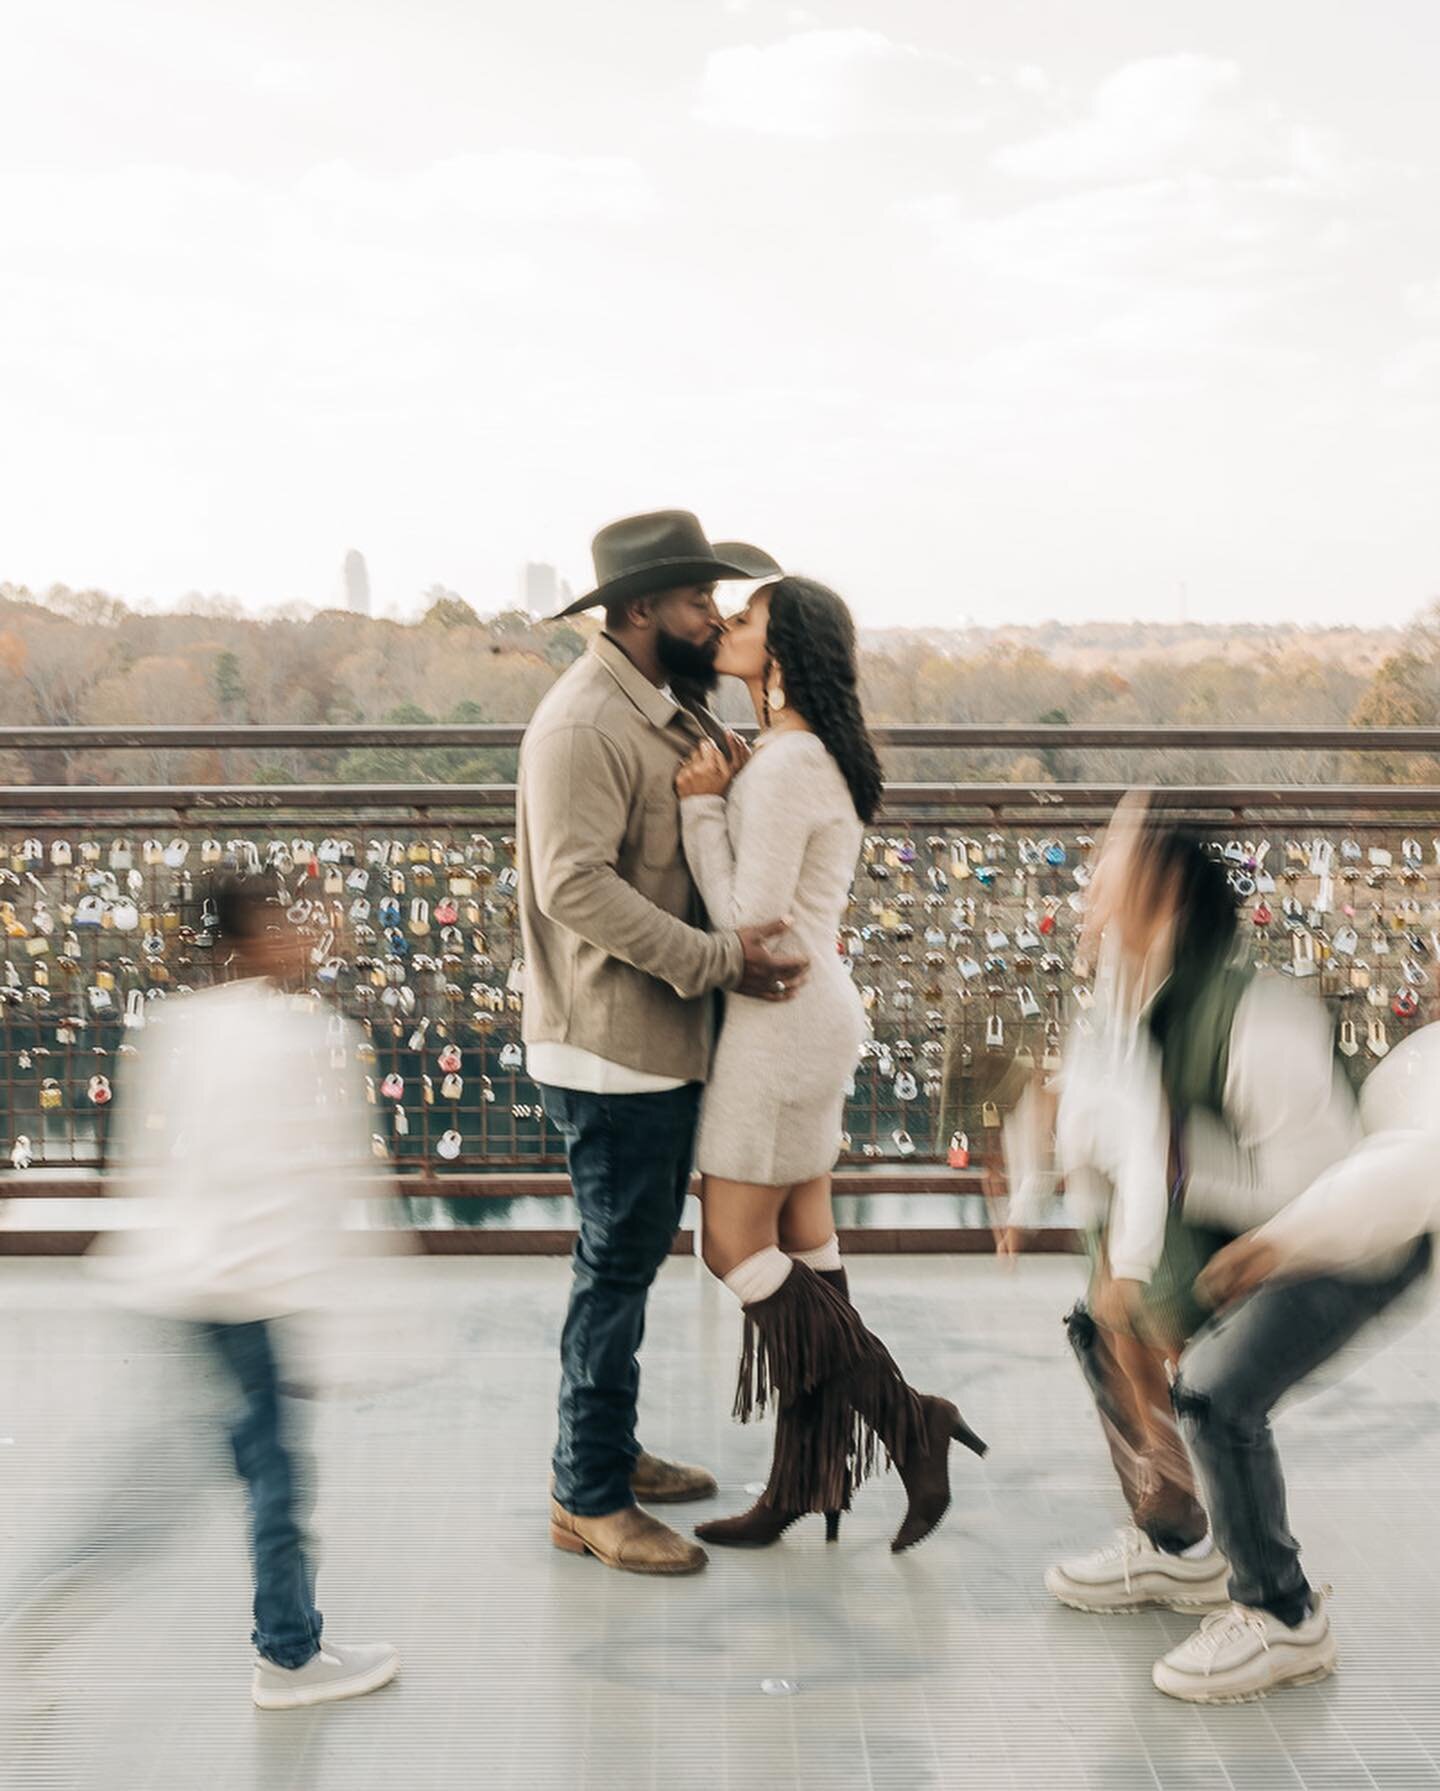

{"left": 0, "top": 876, "right": 399, "bottom": 1714}
{"left": 519, "top": 510, "right": 809, "bottom": 1576}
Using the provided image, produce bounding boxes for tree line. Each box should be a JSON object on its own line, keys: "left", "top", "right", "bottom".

{"left": 0, "top": 582, "right": 1432, "bottom": 791}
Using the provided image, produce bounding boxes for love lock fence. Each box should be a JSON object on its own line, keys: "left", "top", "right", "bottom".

{"left": 3, "top": 723, "right": 1439, "bottom": 1253}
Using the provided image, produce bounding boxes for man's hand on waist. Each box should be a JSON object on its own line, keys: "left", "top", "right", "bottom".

{"left": 735, "top": 919, "right": 810, "bottom": 1002}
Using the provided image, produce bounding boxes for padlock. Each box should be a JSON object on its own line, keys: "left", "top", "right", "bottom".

{"left": 981, "top": 1100, "right": 1001, "bottom": 1128}
{"left": 947, "top": 1131, "right": 971, "bottom": 1169}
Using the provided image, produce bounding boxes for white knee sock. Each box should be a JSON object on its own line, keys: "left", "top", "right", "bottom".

{"left": 790, "top": 1235, "right": 842, "bottom": 1273}
{"left": 723, "top": 1246, "right": 794, "bottom": 1307}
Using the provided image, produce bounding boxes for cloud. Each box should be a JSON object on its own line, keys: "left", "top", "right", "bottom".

{"left": 696, "top": 28, "right": 984, "bottom": 137}
{"left": 1382, "top": 338, "right": 1440, "bottom": 391}
{"left": 908, "top": 177, "right": 1314, "bottom": 298}
{"left": 993, "top": 54, "right": 1338, "bottom": 189}
{"left": 297, "top": 151, "right": 658, "bottom": 225}
{"left": 1404, "top": 278, "right": 1440, "bottom": 323}
{"left": 0, "top": 150, "right": 661, "bottom": 416}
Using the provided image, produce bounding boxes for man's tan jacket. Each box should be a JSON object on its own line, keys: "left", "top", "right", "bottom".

{"left": 517, "top": 635, "right": 744, "bottom": 1085}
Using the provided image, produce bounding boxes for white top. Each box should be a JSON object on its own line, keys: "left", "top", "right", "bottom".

{"left": 1046, "top": 971, "right": 1358, "bottom": 1285}
{"left": 1257, "top": 1021, "right": 1440, "bottom": 1275}
{"left": 524, "top": 1041, "right": 686, "bottom": 1095}
{"left": 89, "top": 979, "right": 377, "bottom": 1322}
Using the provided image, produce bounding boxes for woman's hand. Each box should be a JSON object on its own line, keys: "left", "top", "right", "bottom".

{"left": 676, "top": 738, "right": 736, "bottom": 800}
{"left": 1197, "top": 1232, "right": 1282, "bottom": 1310}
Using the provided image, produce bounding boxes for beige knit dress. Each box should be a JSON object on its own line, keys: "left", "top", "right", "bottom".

{"left": 681, "top": 729, "right": 867, "bottom": 1186}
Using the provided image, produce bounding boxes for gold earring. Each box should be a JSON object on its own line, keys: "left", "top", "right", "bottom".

{"left": 766, "top": 667, "right": 787, "bottom": 714}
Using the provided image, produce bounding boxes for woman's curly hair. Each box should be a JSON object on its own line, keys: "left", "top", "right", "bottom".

{"left": 765, "top": 576, "right": 884, "bottom": 823}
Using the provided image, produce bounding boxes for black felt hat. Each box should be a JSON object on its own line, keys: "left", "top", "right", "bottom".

{"left": 551, "top": 511, "right": 772, "bottom": 619}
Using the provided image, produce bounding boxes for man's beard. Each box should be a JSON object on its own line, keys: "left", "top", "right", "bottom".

{"left": 656, "top": 626, "right": 720, "bottom": 693}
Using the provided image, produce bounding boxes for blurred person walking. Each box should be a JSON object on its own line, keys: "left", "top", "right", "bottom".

{"left": 1008, "top": 806, "right": 1359, "bottom": 1654}
{"left": 520, "top": 512, "right": 810, "bottom": 1577}
{"left": 0, "top": 876, "right": 399, "bottom": 1712}
{"left": 674, "top": 576, "right": 985, "bottom": 1555}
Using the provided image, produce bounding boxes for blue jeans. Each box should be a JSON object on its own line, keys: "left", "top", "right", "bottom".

{"left": 1, "top": 1318, "right": 321, "bottom": 1669}
{"left": 541, "top": 1082, "right": 702, "bottom": 1516}
{"left": 203, "top": 1320, "right": 323, "bottom": 1668}
{"left": 1174, "top": 1234, "right": 1431, "bottom": 1624}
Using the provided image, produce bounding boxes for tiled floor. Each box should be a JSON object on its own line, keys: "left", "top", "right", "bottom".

{"left": 2, "top": 1253, "right": 1438, "bottom": 1790}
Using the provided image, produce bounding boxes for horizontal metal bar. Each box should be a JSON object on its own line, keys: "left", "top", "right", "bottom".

{"left": 0, "top": 783, "right": 518, "bottom": 812}
{"left": 5, "top": 724, "right": 1440, "bottom": 753}
{"left": 2, "top": 782, "right": 1437, "bottom": 817}
{"left": 0, "top": 1168, "right": 991, "bottom": 1200}
{"left": 0, "top": 1228, "right": 1082, "bottom": 1257}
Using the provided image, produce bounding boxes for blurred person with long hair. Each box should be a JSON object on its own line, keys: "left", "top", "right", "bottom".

{"left": 0, "top": 877, "right": 399, "bottom": 1714}
{"left": 674, "top": 576, "right": 986, "bottom": 1555}
{"left": 1008, "top": 801, "right": 1359, "bottom": 1686}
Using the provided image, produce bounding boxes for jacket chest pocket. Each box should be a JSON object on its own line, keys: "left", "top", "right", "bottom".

{"left": 639, "top": 793, "right": 681, "bottom": 871}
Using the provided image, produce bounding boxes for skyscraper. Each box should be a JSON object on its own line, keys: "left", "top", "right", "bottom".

{"left": 521, "top": 561, "right": 559, "bottom": 614}
{"left": 343, "top": 549, "right": 371, "bottom": 617}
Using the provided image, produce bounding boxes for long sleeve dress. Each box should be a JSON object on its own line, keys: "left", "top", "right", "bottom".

{"left": 680, "top": 728, "right": 867, "bottom": 1187}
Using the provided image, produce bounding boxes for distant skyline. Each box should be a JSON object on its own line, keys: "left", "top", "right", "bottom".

{"left": 2, "top": 1, "right": 1438, "bottom": 629}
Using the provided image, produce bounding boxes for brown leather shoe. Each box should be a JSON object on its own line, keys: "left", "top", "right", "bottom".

{"left": 549, "top": 1501, "right": 708, "bottom": 1575}
{"left": 629, "top": 1451, "right": 718, "bottom": 1504}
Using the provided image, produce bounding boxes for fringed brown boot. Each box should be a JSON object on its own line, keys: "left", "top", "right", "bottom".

{"left": 701, "top": 1262, "right": 986, "bottom": 1554}
{"left": 695, "top": 1266, "right": 852, "bottom": 1549}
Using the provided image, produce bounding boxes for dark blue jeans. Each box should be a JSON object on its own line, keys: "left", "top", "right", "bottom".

{"left": 541, "top": 1081, "right": 702, "bottom": 1517}
{"left": 1174, "top": 1234, "right": 1431, "bottom": 1624}
{"left": 203, "top": 1320, "right": 323, "bottom": 1668}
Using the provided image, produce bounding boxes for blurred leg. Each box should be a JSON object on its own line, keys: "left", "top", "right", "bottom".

{"left": 1174, "top": 1237, "right": 1430, "bottom": 1622}
{"left": 203, "top": 1320, "right": 322, "bottom": 1669}
{"left": 1066, "top": 1302, "right": 1208, "bottom": 1552}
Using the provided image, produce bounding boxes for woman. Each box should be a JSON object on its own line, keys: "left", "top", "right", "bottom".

{"left": 674, "top": 576, "right": 985, "bottom": 1553}
{"left": 1023, "top": 809, "right": 1359, "bottom": 1620}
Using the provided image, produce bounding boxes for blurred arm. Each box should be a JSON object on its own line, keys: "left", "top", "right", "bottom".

{"left": 1254, "top": 1131, "right": 1436, "bottom": 1273}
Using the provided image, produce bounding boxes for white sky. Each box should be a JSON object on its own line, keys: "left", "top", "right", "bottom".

{"left": 2, "top": 0, "right": 1438, "bottom": 628}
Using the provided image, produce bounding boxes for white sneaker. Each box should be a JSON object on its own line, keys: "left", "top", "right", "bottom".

{"left": 1045, "top": 1526, "right": 1232, "bottom": 1614}
{"left": 1153, "top": 1596, "right": 1336, "bottom": 1704}
{"left": 252, "top": 1640, "right": 400, "bottom": 1711}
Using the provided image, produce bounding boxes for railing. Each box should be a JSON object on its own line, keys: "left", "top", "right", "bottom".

{"left": 4, "top": 724, "right": 1438, "bottom": 1253}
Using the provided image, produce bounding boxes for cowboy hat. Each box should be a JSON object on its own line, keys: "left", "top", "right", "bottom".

{"left": 550, "top": 511, "right": 773, "bottom": 620}
{"left": 710, "top": 541, "right": 784, "bottom": 581}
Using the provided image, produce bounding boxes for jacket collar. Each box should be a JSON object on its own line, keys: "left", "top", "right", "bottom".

{"left": 593, "top": 633, "right": 722, "bottom": 743}
{"left": 593, "top": 633, "right": 681, "bottom": 730}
